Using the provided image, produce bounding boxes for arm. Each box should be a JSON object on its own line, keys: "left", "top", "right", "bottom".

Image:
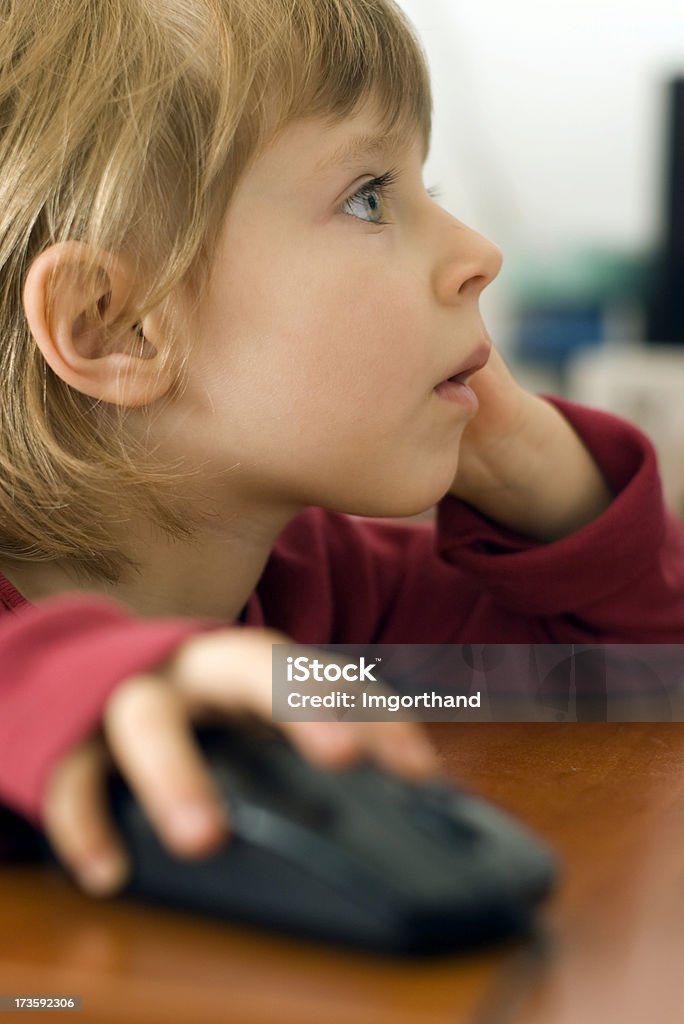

{"left": 0, "top": 595, "right": 439, "bottom": 884}
{"left": 439, "top": 346, "right": 684, "bottom": 640}
{"left": 0, "top": 594, "right": 218, "bottom": 844}
{"left": 450, "top": 347, "right": 615, "bottom": 541}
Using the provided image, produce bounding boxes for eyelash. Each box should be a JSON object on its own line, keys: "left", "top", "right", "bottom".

{"left": 344, "top": 168, "right": 399, "bottom": 226}
{"left": 343, "top": 170, "right": 443, "bottom": 226}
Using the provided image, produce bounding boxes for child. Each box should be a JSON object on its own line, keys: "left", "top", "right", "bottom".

{"left": 1, "top": 0, "right": 683, "bottom": 898}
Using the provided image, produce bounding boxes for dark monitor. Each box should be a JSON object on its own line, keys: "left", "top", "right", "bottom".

{"left": 646, "top": 76, "right": 684, "bottom": 345}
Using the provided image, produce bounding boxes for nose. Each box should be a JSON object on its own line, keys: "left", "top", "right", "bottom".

{"left": 431, "top": 215, "right": 503, "bottom": 306}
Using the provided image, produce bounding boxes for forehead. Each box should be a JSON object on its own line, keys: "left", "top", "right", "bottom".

{"left": 314, "top": 126, "right": 429, "bottom": 174}
{"left": 256, "top": 105, "right": 429, "bottom": 184}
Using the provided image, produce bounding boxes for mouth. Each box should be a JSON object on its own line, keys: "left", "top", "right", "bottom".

{"left": 436, "top": 340, "right": 492, "bottom": 388}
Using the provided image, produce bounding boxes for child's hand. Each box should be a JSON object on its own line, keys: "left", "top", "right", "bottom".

{"left": 42, "top": 628, "right": 440, "bottom": 897}
{"left": 450, "top": 344, "right": 536, "bottom": 497}
{"left": 450, "top": 344, "right": 614, "bottom": 541}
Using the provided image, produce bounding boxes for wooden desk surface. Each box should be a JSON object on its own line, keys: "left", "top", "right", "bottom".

{"left": 2, "top": 723, "right": 684, "bottom": 1024}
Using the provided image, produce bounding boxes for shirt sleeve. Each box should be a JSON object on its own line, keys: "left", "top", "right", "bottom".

{"left": 0, "top": 594, "right": 222, "bottom": 841}
{"left": 436, "top": 396, "right": 684, "bottom": 640}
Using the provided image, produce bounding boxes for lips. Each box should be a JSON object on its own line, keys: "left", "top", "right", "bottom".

{"left": 438, "top": 340, "right": 491, "bottom": 387}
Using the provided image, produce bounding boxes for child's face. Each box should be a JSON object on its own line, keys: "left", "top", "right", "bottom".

{"left": 170, "top": 99, "right": 502, "bottom": 518}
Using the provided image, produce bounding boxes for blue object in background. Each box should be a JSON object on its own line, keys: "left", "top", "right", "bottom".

{"left": 514, "top": 304, "right": 604, "bottom": 366}
{"left": 506, "top": 247, "right": 651, "bottom": 373}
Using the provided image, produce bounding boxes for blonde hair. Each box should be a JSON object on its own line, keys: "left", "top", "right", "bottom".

{"left": 0, "top": 0, "right": 432, "bottom": 585}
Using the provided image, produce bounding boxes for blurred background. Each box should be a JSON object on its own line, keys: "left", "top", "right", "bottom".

{"left": 398, "top": 0, "right": 684, "bottom": 516}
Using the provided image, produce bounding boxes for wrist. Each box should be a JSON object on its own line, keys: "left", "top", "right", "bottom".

{"left": 452, "top": 389, "right": 543, "bottom": 504}
{"left": 451, "top": 394, "right": 615, "bottom": 541}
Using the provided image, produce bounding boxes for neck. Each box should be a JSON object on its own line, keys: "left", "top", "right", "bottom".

{"left": 0, "top": 503, "right": 299, "bottom": 623}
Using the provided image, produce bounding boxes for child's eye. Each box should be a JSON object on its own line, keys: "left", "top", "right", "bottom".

{"left": 342, "top": 169, "right": 399, "bottom": 225}
{"left": 341, "top": 172, "right": 443, "bottom": 225}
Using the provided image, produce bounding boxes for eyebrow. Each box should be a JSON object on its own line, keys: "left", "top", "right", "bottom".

{"left": 314, "top": 129, "right": 428, "bottom": 174}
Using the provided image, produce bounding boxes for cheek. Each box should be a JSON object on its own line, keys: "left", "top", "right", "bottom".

{"left": 194, "top": 239, "right": 430, "bottom": 438}
{"left": 276, "top": 271, "right": 429, "bottom": 403}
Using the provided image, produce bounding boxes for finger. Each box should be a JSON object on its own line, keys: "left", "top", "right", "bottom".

{"left": 285, "top": 720, "right": 370, "bottom": 768}
{"left": 104, "top": 674, "right": 230, "bottom": 859}
{"left": 167, "top": 628, "right": 277, "bottom": 719}
{"left": 168, "top": 629, "right": 369, "bottom": 768}
{"left": 42, "top": 739, "right": 130, "bottom": 897}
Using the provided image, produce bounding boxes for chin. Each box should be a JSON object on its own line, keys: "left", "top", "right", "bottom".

{"left": 381, "top": 493, "right": 451, "bottom": 519}
{"left": 339, "top": 477, "right": 457, "bottom": 520}
{"left": 313, "top": 452, "right": 461, "bottom": 519}
{"left": 388, "top": 467, "right": 460, "bottom": 517}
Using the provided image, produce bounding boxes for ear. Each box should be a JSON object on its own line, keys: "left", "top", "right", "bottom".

{"left": 22, "top": 241, "right": 176, "bottom": 407}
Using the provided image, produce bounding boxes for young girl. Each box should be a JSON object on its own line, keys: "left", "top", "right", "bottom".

{"left": 1, "top": 0, "right": 683, "bottom": 898}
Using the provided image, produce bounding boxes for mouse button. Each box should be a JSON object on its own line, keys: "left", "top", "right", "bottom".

{"left": 212, "top": 760, "right": 341, "bottom": 833}
{"left": 336, "top": 763, "right": 465, "bottom": 814}
{"left": 223, "top": 801, "right": 397, "bottom": 913}
{"left": 272, "top": 791, "right": 340, "bottom": 831}
{"left": 226, "top": 733, "right": 332, "bottom": 801}
{"left": 303, "top": 787, "right": 455, "bottom": 894}
{"left": 339, "top": 768, "right": 482, "bottom": 849}
{"left": 200, "top": 731, "right": 349, "bottom": 833}
{"left": 408, "top": 786, "right": 485, "bottom": 845}
{"left": 318, "top": 761, "right": 422, "bottom": 822}
{"left": 202, "top": 734, "right": 296, "bottom": 802}
{"left": 306, "top": 769, "right": 466, "bottom": 870}
{"left": 409, "top": 799, "right": 482, "bottom": 845}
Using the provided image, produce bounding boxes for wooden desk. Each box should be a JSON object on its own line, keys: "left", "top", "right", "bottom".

{"left": 2, "top": 723, "right": 684, "bottom": 1023}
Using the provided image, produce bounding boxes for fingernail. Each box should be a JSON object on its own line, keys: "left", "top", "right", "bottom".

{"left": 168, "top": 803, "right": 224, "bottom": 845}
{"left": 79, "top": 853, "right": 129, "bottom": 896}
{"left": 305, "top": 724, "right": 356, "bottom": 759}
{"left": 406, "top": 743, "right": 439, "bottom": 775}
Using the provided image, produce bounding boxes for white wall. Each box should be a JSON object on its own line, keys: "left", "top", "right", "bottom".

{"left": 400, "top": 0, "right": 684, "bottom": 251}
{"left": 397, "top": 0, "right": 684, "bottom": 348}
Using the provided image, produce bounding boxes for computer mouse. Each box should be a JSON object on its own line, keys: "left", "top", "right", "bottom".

{"left": 104, "top": 725, "right": 559, "bottom": 954}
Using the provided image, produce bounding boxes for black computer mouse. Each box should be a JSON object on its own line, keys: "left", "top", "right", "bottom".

{"left": 103, "top": 724, "right": 558, "bottom": 954}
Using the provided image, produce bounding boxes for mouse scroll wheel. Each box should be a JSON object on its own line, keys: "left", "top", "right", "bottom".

{"left": 411, "top": 789, "right": 481, "bottom": 845}
{"left": 284, "top": 793, "right": 339, "bottom": 829}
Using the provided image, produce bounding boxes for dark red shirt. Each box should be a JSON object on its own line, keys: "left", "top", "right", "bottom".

{"left": 1, "top": 397, "right": 683, "bottom": 854}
